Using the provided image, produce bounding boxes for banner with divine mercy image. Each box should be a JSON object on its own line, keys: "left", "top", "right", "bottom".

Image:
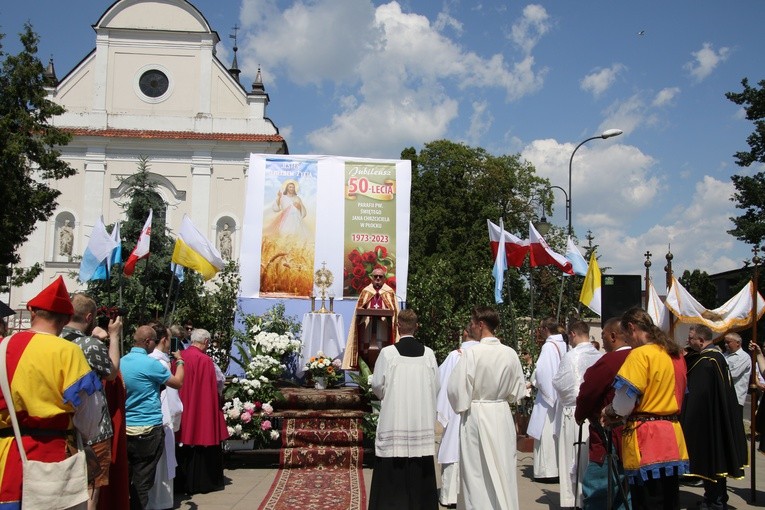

{"left": 239, "top": 154, "right": 411, "bottom": 301}
{"left": 259, "top": 159, "right": 318, "bottom": 297}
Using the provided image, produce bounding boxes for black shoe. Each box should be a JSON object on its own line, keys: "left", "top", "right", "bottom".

{"left": 533, "top": 476, "right": 559, "bottom": 484}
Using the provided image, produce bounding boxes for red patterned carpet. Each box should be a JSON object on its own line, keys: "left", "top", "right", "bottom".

{"left": 258, "top": 398, "right": 367, "bottom": 510}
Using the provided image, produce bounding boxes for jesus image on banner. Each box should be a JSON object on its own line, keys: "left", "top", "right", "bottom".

{"left": 260, "top": 162, "right": 317, "bottom": 297}
{"left": 264, "top": 180, "right": 308, "bottom": 238}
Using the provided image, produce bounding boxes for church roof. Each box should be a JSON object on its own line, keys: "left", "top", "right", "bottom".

{"left": 64, "top": 127, "right": 285, "bottom": 143}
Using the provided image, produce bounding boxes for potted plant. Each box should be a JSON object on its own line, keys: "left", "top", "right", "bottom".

{"left": 304, "top": 351, "right": 343, "bottom": 389}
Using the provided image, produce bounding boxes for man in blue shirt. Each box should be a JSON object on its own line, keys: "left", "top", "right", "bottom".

{"left": 121, "top": 325, "right": 184, "bottom": 509}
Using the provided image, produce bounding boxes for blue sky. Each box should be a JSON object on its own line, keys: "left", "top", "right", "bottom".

{"left": 3, "top": 0, "right": 765, "bottom": 282}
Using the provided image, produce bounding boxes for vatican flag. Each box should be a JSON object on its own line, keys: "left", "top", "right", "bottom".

{"left": 171, "top": 215, "right": 225, "bottom": 280}
{"left": 579, "top": 252, "right": 601, "bottom": 316}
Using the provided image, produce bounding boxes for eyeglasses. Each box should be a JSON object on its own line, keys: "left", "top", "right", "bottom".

{"left": 371, "top": 275, "right": 385, "bottom": 279}
{"left": 185, "top": 327, "right": 193, "bottom": 331}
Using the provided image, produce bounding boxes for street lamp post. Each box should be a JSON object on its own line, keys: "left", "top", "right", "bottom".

{"left": 536, "top": 185, "right": 569, "bottom": 236}
{"left": 567, "top": 129, "right": 623, "bottom": 237}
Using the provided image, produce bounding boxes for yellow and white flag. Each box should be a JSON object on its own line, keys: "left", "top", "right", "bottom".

{"left": 646, "top": 279, "right": 669, "bottom": 332}
{"left": 665, "top": 275, "right": 765, "bottom": 332}
{"left": 579, "top": 252, "right": 601, "bottom": 316}
{"left": 171, "top": 215, "right": 225, "bottom": 280}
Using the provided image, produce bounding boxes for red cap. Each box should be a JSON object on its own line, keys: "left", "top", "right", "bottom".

{"left": 27, "top": 276, "right": 74, "bottom": 316}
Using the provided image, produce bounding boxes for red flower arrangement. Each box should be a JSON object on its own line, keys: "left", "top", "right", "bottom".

{"left": 344, "top": 245, "right": 396, "bottom": 295}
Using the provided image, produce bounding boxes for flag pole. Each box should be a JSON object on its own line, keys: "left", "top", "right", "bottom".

{"left": 555, "top": 273, "right": 565, "bottom": 323}
{"left": 163, "top": 268, "right": 176, "bottom": 324}
{"left": 139, "top": 257, "right": 151, "bottom": 323}
{"left": 169, "top": 269, "right": 183, "bottom": 324}
{"left": 665, "top": 246, "right": 675, "bottom": 339}
{"left": 750, "top": 246, "right": 760, "bottom": 504}
{"left": 505, "top": 271, "right": 518, "bottom": 349}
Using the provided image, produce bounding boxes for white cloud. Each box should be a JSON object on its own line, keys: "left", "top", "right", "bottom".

{"left": 684, "top": 42, "right": 731, "bottom": 82}
{"left": 508, "top": 4, "right": 552, "bottom": 54}
{"left": 307, "top": 94, "right": 459, "bottom": 158}
{"left": 652, "top": 87, "right": 681, "bottom": 107}
{"left": 434, "top": 11, "right": 463, "bottom": 35}
{"left": 592, "top": 175, "right": 741, "bottom": 275}
{"left": 239, "top": 0, "right": 379, "bottom": 85}
{"left": 599, "top": 94, "right": 648, "bottom": 135}
{"left": 521, "top": 139, "right": 658, "bottom": 231}
{"left": 240, "top": 1, "right": 548, "bottom": 155}
{"left": 580, "top": 64, "right": 625, "bottom": 98}
{"left": 466, "top": 100, "right": 493, "bottom": 145}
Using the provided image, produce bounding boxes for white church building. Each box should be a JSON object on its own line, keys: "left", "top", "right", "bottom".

{"left": 11, "top": 0, "right": 287, "bottom": 310}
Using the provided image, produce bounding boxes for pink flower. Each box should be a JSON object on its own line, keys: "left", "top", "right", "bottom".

{"left": 261, "top": 420, "right": 272, "bottom": 431}
{"left": 227, "top": 408, "right": 240, "bottom": 420}
{"left": 240, "top": 411, "right": 252, "bottom": 423}
{"left": 262, "top": 403, "right": 274, "bottom": 415}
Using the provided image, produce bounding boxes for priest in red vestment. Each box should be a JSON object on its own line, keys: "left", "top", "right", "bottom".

{"left": 174, "top": 328, "right": 229, "bottom": 495}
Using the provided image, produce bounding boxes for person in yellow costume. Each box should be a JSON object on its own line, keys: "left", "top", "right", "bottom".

{"left": 0, "top": 276, "right": 103, "bottom": 509}
{"left": 602, "top": 307, "right": 689, "bottom": 510}
{"left": 341, "top": 267, "right": 399, "bottom": 370}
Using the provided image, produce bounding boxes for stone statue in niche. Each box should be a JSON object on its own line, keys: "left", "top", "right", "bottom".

{"left": 218, "top": 223, "right": 233, "bottom": 260}
{"left": 59, "top": 219, "right": 74, "bottom": 257}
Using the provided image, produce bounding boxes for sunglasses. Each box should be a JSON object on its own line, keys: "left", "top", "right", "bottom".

{"left": 371, "top": 275, "right": 385, "bottom": 279}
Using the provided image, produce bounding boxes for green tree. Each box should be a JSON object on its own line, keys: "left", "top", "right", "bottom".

{"left": 403, "top": 140, "right": 552, "bottom": 360}
{"left": 679, "top": 269, "right": 717, "bottom": 308}
{"left": 0, "top": 24, "right": 74, "bottom": 289}
{"left": 727, "top": 78, "right": 765, "bottom": 246}
{"left": 87, "top": 157, "right": 204, "bottom": 330}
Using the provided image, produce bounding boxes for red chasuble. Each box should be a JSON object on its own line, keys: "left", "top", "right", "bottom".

{"left": 175, "top": 346, "right": 229, "bottom": 445}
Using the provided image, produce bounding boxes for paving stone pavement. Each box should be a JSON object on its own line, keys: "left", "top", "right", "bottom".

{"left": 174, "top": 440, "right": 765, "bottom": 509}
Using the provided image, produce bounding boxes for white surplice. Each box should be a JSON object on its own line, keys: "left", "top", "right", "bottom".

{"left": 552, "top": 341, "right": 602, "bottom": 508}
{"left": 147, "top": 350, "right": 184, "bottom": 510}
{"left": 372, "top": 341, "right": 439, "bottom": 458}
{"left": 447, "top": 337, "right": 526, "bottom": 510}
{"left": 527, "top": 334, "right": 567, "bottom": 478}
{"left": 436, "top": 340, "right": 479, "bottom": 505}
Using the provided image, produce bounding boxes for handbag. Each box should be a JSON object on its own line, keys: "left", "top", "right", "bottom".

{"left": 0, "top": 334, "right": 89, "bottom": 510}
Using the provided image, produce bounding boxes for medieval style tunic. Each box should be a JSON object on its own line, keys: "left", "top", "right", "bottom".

{"left": 575, "top": 347, "right": 632, "bottom": 510}
{"left": 447, "top": 337, "right": 526, "bottom": 510}
{"left": 613, "top": 344, "right": 689, "bottom": 482}
{"left": 527, "top": 333, "right": 567, "bottom": 479}
{"left": 552, "top": 341, "right": 602, "bottom": 507}
{"left": 0, "top": 331, "right": 102, "bottom": 509}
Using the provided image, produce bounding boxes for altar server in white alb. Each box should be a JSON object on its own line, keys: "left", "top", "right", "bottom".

{"left": 447, "top": 306, "right": 526, "bottom": 510}
{"left": 368, "top": 309, "right": 439, "bottom": 510}
{"left": 527, "top": 317, "right": 567, "bottom": 481}
{"left": 552, "top": 320, "right": 602, "bottom": 508}
{"left": 436, "top": 326, "right": 479, "bottom": 507}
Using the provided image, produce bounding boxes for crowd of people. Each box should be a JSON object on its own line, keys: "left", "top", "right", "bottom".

{"left": 368, "top": 304, "right": 752, "bottom": 510}
{"left": 0, "top": 277, "right": 759, "bottom": 510}
{"left": 0, "top": 277, "right": 229, "bottom": 510}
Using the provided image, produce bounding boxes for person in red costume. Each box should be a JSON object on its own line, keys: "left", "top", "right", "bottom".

{"left": 174, "top": 328, "right": 229, "bottom": 495}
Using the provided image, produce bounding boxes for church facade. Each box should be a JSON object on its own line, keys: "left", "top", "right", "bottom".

{"left": 11, "top": 0, "right": 287, "bottom": 308}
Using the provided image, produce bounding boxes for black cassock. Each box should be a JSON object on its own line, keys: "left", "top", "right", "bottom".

{"left": 681, "top": 346, "right": 747, "bottom": 479}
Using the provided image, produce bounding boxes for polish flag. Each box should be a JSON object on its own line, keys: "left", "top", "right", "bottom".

{"left": 124, "top": 210, "right": 153, "bottom": 276}
{"left": 487, "top": 220, "right": 529, "bottom": 267}
{"left": 528, "top": 221, "right": 574, "bottom": 274}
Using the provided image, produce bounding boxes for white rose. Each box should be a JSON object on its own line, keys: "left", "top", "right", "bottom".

{"left": 270, "top": 430, "right": 280, "bottom": 440}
